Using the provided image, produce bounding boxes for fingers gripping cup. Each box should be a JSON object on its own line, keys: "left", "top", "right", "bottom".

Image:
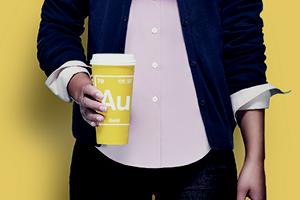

{"left": 90, "top": 54, "right": 136, "bottom": 145}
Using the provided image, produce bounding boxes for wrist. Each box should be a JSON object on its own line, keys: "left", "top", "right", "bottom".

{"left": 245, "top": 152, "right": 265, "bottom": 165}
{"left": 67, "top": 72, "right": 92, "bottom": 102}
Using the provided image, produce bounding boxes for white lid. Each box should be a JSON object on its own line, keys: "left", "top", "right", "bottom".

{"left": 90, "top": 53, "right": 136, "bottom": 66}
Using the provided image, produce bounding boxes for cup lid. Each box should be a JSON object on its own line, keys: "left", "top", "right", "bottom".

{"left": 90, "top": 53, "right": 136, "bottom": 66}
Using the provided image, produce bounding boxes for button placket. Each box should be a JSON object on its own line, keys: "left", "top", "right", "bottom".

{"left": 148, "top": 0, "right": 161, "bottom": 166}
{"left": 159, "top": 0, "right": 162, "bottom": 168}
{"left": 157, "top": 0, "right": 162, "bottom": 167}
{"left": 150, "top": 0, "right": 161, "bottom": 106}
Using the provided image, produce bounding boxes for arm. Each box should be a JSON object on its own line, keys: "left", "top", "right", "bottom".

{"left": 37, "top": 0, "right": 107, "bottom": 127}
{"left": 236, "top": 109, "right": 265, "bottom": 164}
{"left": 236, "top": 109, "right": 266, "bottom": 200}
{"left": 232, "top": 89, "right": 269, "bottom": 200}
{"left": 222, "top": 0, "right": 269, "bottom": 199}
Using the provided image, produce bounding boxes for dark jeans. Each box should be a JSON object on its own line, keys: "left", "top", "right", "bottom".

{"left": 69, "top": 140, "right": 237, "bottom": 200}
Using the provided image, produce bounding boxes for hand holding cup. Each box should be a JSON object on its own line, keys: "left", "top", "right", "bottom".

{"left": 67, "top": 72, "right": 108, "bottom": 127}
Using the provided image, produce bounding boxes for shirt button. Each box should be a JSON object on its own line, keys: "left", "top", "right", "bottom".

{"left": 151, "top": 27, "right": 159, "bottom": 34}
{"left": 152, "top": 62, "right": 159, "bottom": 68}
{"left": 152, "top": 96, "right": 159, "bottom": 102}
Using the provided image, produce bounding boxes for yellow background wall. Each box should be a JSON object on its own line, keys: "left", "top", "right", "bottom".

{"left": 0, "top": 1, "right": 298, "bottom": 199}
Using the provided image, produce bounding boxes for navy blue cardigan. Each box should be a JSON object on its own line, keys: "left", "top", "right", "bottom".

{"left": 37, "top": 0, "right": 269, "bottom": 150}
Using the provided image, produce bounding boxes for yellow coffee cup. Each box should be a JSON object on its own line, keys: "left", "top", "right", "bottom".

{"left": 90, "top": 53, "right": 136, "bottom": 145}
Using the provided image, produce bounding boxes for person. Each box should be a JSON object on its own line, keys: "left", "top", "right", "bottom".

{"left": 36, "top": 0, "right": 290, "bottom": 199}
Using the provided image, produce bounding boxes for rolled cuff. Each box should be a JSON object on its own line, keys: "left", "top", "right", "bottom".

{"left": 45, "top": 60, "right": 91, "bottom": 103}
{"left": 230, "top": 83, "right": 292, "bottom": 123}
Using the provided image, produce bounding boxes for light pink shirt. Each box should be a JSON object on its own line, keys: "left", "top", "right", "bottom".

{"left": 96, "top": 0, "right": 211, "bottom": 168}
{"left": 44, "top": 0, "right": 287, "bottom": 168}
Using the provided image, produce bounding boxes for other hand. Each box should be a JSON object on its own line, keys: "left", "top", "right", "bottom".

{"left": 237, "top": 158, "right": 266, "bottom": 200}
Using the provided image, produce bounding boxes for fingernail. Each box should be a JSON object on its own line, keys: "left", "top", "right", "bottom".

{"left": 96, "top": 116, "right": 103, "bottom": 121}
{"left": 96, "top": 92, "right": 103, "bottom": 99}
{"left": 91, "top": 122, "right": 96, "bottom": 127}
{"left": 100, "top": 106, "right": 107, "bottom": 112}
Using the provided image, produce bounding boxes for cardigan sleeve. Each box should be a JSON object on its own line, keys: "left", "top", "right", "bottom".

{"left": 222, "top": 0, "right": 269, "bottom": 95}
{"left": 37, "top": 0, "right": 88, "bottom": 77}
{"left": 222, "top": 0, "right": 292, "bottom": 122}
